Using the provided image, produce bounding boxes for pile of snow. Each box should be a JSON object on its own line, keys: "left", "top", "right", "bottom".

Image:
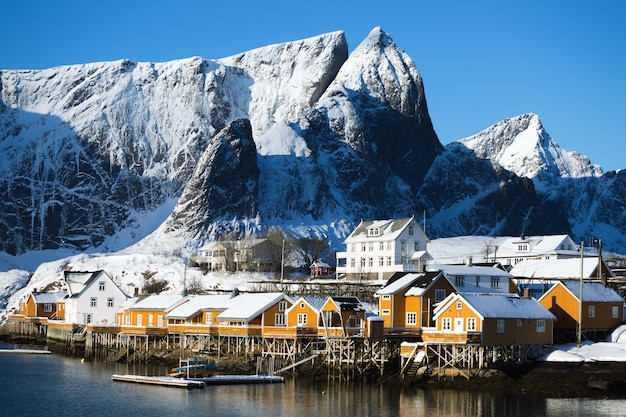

{"left": 538, "top": 325, "right": 626, "bottom": 362}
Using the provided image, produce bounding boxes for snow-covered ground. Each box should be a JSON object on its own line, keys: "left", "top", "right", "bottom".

{"left": 538, "top": 325, "right": 626, "bottom": 362}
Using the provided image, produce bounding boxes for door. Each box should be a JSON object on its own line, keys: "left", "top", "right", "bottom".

{"left": 454, "top": 317, "right": 464, "bottom": 332}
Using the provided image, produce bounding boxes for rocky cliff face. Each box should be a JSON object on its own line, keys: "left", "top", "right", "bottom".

{"left": 1, "top": 28, "right": 625, "bottom": 259}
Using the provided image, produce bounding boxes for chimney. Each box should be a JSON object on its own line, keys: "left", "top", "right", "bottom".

{"left": 134, "top": 287, "right": 139, "bottom": 297}
{"left": 523, "top": 288, "right": 530, "bottom": 298}
{"left": 419, "top": 263, "right": 426, "bottom": 273}
{"left": 465, "top": 256, "right": 473, "bottom": 266}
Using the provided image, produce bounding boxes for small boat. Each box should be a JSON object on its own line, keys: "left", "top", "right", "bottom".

{"left": 169, "top": 357, "right": 218, "bottom": 378}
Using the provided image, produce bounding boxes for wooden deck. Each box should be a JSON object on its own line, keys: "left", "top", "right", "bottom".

{"left": 111, "top": 373, "right": 285, "bottom": 388}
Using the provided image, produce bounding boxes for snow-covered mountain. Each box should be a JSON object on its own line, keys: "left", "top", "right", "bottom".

{"left": 1, "top": 26, "right": 625, "bottom": 274}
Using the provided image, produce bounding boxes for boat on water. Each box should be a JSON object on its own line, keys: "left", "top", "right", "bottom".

{"left": 169, "top": 357, "right": 218, "bottom": 378}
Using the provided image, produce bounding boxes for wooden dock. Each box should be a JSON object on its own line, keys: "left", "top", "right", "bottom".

{"left": 111, "top": 374, "right": 206, "bottom": 389}
{"left": 0, "top": 349, "right": 51, "bottom": 354}
{"left": 111, "top": 373, "right": 284, "bottom": 388}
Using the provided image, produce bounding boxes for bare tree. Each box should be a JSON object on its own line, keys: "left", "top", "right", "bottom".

{"left": 294, "top": 236, "right": 330, "bottom": 269}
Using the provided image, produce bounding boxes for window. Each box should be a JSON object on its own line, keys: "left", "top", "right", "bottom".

{"left": 414, "top": 241, "right": 419, "bottom": 252}
{"left": 442, "top": 318, "right": 451, "bottom": 331}
{"left": 90, "top": 297, "right": 97, "bottom": 307}
{"left": 279, "top": 301, "right": 287, "bottom": 311}
{"left": 137, "top": 315, "right": 143, "bottom": 326}
{"left": 613, "top": 305, "right": 619, "bottom": 319}
{"left": 350, "top": 258, "right": 356, "bottom": 268}
{"left": 475, "top": 277, "right": 480, "bottom": 287}
{"left": 467, "top": 318, "right": 476, "bottom": 331}
{"left": 406, "top": 312, "right": 417, "bottom": 325}
{"left": 455, "top": 275, "right": 464, "bottom": 287}
{"left": 386, "top": 257, "right": 392, "bottom": 266}
{"left": 44, "top": 303, "right": 53, "bottom": 313}
{"left": 107, "top": 298, "right": 114, "bottom": 308}
{"left": 360, "top": 258, "right": 366, "bottom": 267}
{"left": 379, "top": 242, "right": 384, "bottom": 251}
{"left": 368, "top": 257, "right": 373, "bottom": 267}
{"left": 99, "top": 281, "right": 105, "bottom": 291}
{"left": 490, "top": 277, "right": 500, "bottom": 288}
{"left": 517, "top": 319, "right": 523, "bottom": 327}
{"left": 497, "top": 319, "right": 505, "bottom": 333}
{"left": 588, "top": 305, "right": 596, "bottom": 318}
{"left": 379, "top": 257, "right": 384, "bottom": 266}
{"left": 297, "top": 313, "right": 307, "bottom": 326}
{"left": 381, "top": 309, "right": 390, "bottom": 316}
{"left": 386, "top": 242, "right": 391, "bottom": 251}
{"left": 275, "top": 313, "right": 286, "bottom": 326}
{"left": 536, "top": 320, "right": 546, "bottom": 333}
{"left": 157, "top": 316, "right": 163, "bottom": 327}
{"left": 382, "top": 295, "right": 391, "bottom": 300}
{"left": 435, "top": 289, "right": 446, "bottom": 302}
{"left": 362, "top": 244, "right": 366, "bottom": 252}
{"left": 456, "top": 302, "right": 462, "bottom": 310}
{"left": 206, "top": 312, "right": 213, "bottom": 325}
{"left": 400, "top": 240, "right": 406, "bottom": 252}
{"left": 409, "top": 226, "right": 414, "bottom": 235}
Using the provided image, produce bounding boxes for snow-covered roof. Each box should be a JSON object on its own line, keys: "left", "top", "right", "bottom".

{"left": 510, "top": 258, "right": 604, "bottom": 279}
{"left": 375, "top": 273, "right": 425, "bottom": 296}
{"left": 492, "top": 234, "right": 579, "bottom": 258}
{"left": 429, "top": 264, "right": 510, "bottom": 277}
{"left": 129, "top": 294, "right": 188, "bottom": 311}
{"left": 436, "top": 293, "right": 556, "bottom": 320}
{"left": 344, "top": 217, "right": 428, "bottom": 243}
{"left": 32, "top": 291, "right": 66, "bottom": 304}
{"left": 542, "top": 281, "right": 625, "bottom": 303}
{"left": 164, "top": 294, "right": 235, "bottom": 320}
{"left": 197, "top": 238, "right": 270, "bottom": 252}
{"left": 216, "top": 292, "right": 292, "bottom": 322}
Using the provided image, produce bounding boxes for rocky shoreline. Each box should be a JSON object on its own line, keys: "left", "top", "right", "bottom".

{"left": 417, "top": 361, "right": 626, "bottom": 399}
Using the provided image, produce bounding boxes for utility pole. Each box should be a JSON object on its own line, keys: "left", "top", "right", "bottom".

{"left": 577, "top": 241, "right": 584, "bottom": 348}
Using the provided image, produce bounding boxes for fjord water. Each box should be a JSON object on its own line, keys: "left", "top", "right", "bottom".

{"left": 1, "top": 344, "right": 625, "bottom": 417}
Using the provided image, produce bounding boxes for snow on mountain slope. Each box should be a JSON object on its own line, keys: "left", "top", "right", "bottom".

{"left": 459, "top": 113, "right": 602, "bottom": 192}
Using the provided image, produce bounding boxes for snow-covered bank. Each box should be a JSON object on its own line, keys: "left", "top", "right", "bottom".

{"left": 538, "top": 325, "right": 626, "bottom": 362}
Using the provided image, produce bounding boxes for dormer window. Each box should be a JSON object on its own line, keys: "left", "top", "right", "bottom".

{"left": 367, "top": 227, "right": 380, "bottom": 236}
{"left": 517, "top": 244, "right": 529, "bottom": 252}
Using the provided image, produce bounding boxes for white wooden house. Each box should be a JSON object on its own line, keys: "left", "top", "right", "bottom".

{"left": 428, "top": 262, "right": 517, "bottom": 294}
{"left": 63, "top": 270, "right": 128, "bottom": 325}
{"left": 487, "top": 234, "right": 580, "bottom": 267}
{"left": 335, "top": 217, "right": 432, "bottom": 280}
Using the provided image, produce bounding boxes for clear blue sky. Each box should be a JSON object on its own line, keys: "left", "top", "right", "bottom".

{"left": 2, "top": 0, "right": 625, "bottom": 171}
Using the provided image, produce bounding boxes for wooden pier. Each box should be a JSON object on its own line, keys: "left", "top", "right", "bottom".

{"left": 110, "top": 373, "right": 284, "bottom": 388}
{"left": 111, "top": 374, "right": 206, "bottom": 388}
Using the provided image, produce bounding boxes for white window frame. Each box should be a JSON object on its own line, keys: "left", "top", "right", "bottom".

{"left": 206, "top": 312, "right": 213, "bottom": 325}
{"left": 275, "top": 313, "right": 286, "bottom": 326}
{"left": 467, "top": 317, "right": 476, "bottom": 331}
{"left": 278, "top": 301, "right": 287, "bottom": 311}
{"left": 297, "top": 313, "right": 307, "bottom": 326}
{"left": 497, "top": 319, "right": 505, "bottom": 333}
{"left": 44, "top": 303, "right": 53, "bottom": 313}
{"left": 406, "top": 312, "right": 417, "bottom": 326}
{"left": 381, "top": 309, "right": 390, "bottom": 316}
{"left": 442, "top": 317, "right": 451, "bottom": 331}
{"left": 536, "top": 319, "right": 546, "bottom": 333}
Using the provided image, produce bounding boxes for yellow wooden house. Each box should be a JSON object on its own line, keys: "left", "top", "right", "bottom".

{"left": 215, "top": 292, "right": 294, "bottom": 337}
{"left": 19, "top": 291, "right": 66, "bottom": 320}
{"left": 283, "top": 297, "right": 325, "bottom": 338}
{"left": 118, "top": 294, "right": 188, "bottom": 334}
{"left": 164, "top": 294, "right": 237, "bottom": 334}
{"left": 538, "top": 281, "right": 625, "bottom": 334}
{"left": 318, "top": 296, "right": 372, "bottom": 338}
{"left": 427, "top": 293, "right": 556, "bottom": 345}
{"left": 375, "top": 271, "right": 454, "bottom": 336}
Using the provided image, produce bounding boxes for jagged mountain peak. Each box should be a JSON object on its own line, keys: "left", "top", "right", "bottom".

{"left": 320, "top": 26, "right": 429, "bottom": 120}
{"left": 459, "top": 113, "right": 602, "bottom": 188}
